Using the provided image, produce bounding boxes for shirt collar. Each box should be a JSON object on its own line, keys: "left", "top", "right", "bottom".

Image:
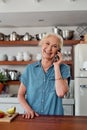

{"left": 34, "top": 60, "right": 54, "bottom": 68}
{"left": 33, "top": 60, "right": 41, "bottom": 67}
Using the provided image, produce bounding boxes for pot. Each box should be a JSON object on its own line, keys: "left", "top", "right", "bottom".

{"left": 53, "top": 27, "right": 74, "bottom": 40}
{"left": 8, "top": 70, "right": 21, "bottom": 80}
{"left": 10, "top": 31, "right": 20, "bottom": 41}
{"left": 62, "top": 30, "right": 74, "bottom": 40}
{"left": 23, "top": 32, "right": 32, "bottom": 41}
{"left": 35, "top": 33, "right": 46, "bottom": 40}
{"left": 52, "top": 27, "right": 62, "bottom": 35}
{"left": 0, "top": 33, "right": 4, "bottom": 41}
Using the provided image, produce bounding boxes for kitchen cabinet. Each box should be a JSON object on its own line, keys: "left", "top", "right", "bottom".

{"left": 0, "top": 39, "right": 81, "bottom": 85}
{"left": 0, "top": 97, "right": 74, "bottom": 115}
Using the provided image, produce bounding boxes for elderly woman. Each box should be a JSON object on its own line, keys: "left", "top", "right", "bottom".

{"left": 18, "top": 33, "right": 70, "bottom": 119}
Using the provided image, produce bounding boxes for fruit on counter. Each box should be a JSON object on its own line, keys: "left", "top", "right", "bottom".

{"left": 7, "top": 106, "right": 16, "bottom": 114}
{"left": 0, "top": 110, "right": 5, "bottom": 118}
{"left": 0, "top": 113, "right": 5, "bottom": 118}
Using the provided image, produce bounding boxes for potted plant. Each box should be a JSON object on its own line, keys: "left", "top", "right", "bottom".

{"left": 0, "top": 72, "right": 8, "bottom": 94}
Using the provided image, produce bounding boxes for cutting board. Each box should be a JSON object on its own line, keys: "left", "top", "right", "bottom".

{"left": 0, "top": 113, "right": 19, "bottom": 122}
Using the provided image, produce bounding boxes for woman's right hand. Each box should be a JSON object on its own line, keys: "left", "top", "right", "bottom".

{"left": 22, "top": 109, "right": 39, "bottom": 119}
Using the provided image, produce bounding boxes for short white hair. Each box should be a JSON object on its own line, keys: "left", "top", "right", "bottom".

{"left": 39, "top": 33, "right": 63, "bottom": 49}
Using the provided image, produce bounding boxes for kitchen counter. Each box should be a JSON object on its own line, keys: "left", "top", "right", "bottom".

{"left": 0, "top": 115, "right": 87, "bottom": 130}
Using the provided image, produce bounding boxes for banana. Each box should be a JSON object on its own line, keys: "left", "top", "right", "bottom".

{"left": 7, "top": 106, "right": 16, "bottom": 114}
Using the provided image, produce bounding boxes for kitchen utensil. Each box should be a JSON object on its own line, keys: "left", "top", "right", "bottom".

{"left": 4, "top": 35, "right": 10, "bottom": 41}
{"left": 62, "top": 30, "right": 74, "bottom": 40}
{"left": 10, "top": 32, "right": 20, "bottom": 41}
{"left": 0, "top": 33, "right": 4, "bottom": 41}
{"left": 16, "top": 52, "right": 23, "bottom": 61}
{"left": 52, "top": 27, "right": 74, "bottom": 40}
{"left": 16, "top": 56, "right": 23, "bottom": 61}
{"left": 23, "top": 32, "right": 32, "bottom": 41}
{"left": 52, "top": 27, "right": 62, "bottom": 35}
{"left": 8, "top": 70, "right": 21, "bottom": 80}
{"left": 35, "top": 33, "right": 46, "bottom": 40}
{"left": 23, "top": 52, "right": 31, "bottom": 61}
{"left": 8, "top": 56, "right": 16, "bottom": 61}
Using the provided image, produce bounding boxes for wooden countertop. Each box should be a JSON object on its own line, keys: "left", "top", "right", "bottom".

{"left": 0, "top": 115, "right": 87, "bottom": 130}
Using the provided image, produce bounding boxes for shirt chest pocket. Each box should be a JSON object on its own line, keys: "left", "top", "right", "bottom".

{"left": 47, "top": 76, "right": 55, "bottom": 92}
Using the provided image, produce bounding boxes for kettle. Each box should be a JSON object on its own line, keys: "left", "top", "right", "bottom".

{"left": 10, "top": 31, "right": 20, "bottom": 41}
{"left": 23, "top": 32, "right": 32, "bottom": 41}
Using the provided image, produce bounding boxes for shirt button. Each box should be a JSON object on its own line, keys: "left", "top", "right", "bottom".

{"left": 41, "top": 99, "right": 44, "bottom": 103}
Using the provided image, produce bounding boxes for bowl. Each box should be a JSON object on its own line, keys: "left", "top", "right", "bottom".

{"left": 8, "top": 56, "right": 16, "bottom": 61}
{"left": 62, "top": 30, "right": 74, "bottom": 40}
{"left": 16, "top": 56, "right": 23, "bottom": 61}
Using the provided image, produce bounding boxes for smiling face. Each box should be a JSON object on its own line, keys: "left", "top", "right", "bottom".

{"left": 41, "top": 35, "right": 60, "bottom": 61}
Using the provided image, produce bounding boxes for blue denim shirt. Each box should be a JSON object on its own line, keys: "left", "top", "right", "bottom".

{"left": 20, "top": 61, "right": 70, "bottom": 115}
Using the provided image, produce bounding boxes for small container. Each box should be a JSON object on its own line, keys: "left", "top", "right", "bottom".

{"left": 8, "top": 56, "right": 16, "bottom": 61}
{"left": 16, "top": 52, "right": 23, "bottom": 61}
{"left": 23, "top": 56, "right": 31, "bottom": 61}
{"left": 16, "top": 56, "right": 23, "bottom": 61}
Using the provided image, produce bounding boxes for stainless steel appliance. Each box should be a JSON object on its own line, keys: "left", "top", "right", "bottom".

{"left": 74, "top": 44, "right": 87, "bottom": 116}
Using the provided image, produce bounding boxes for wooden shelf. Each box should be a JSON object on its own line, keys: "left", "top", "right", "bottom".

{"left": 0, "top": 40, "right": 81, "bottom": 47}
{"left": 7, "top": 80, "right": 20, "bottom": 85}
{"left": 64, "top": 40, "right": 80, "bottom": 45}
{"left": 0, "top": 60, "right": 72, "bottom": 65}
{"left": 0, "top": 60, "right": 36, "bottom": 65}
{"left": 0, "top": 40, "right": 39, "bottom": 46}
{"left": 63, "top": 60, "right": 72, "bottom": 65}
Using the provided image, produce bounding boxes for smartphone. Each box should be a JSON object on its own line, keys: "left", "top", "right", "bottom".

{"left": 54, "top": 49, "right": 61, "bottom": 62}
